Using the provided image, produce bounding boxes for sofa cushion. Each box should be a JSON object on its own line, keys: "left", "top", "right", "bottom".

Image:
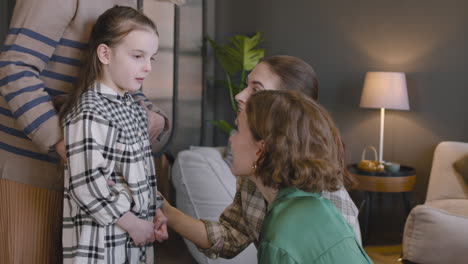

{"left": 426, "top": 199, "right": 468, "bottom": 217}
{"left": 426, "top": 141, "right": 468, "bottom": 201}
{"left": 171, "top": 146, "right": 258, "bottom": 264}
{"left": 403, "top": 202, "right": 468, "bottom": 264}
{"left": 172, "top": 146, "right": 236, "bottom": 221}
{"left": 454, "top": 154, "right": 468, "bottom": 185}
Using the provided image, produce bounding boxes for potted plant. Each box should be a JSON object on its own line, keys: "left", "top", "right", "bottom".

{"left": 207, "top": 32, "right": 264, "bottom": 133}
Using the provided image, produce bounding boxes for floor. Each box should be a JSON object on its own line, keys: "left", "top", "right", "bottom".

{"left": 155, "top": 231, "right": 197, "bottom": 264}
{"left": 365, "top": 245, "right": 403, "bottom": 264}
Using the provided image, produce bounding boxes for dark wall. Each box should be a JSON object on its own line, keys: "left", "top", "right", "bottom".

{"left": 0, "top": 0, "right": 15, "bottom": 49}
{"left": 213, "top": 0, "right": 468, "bottom": 204}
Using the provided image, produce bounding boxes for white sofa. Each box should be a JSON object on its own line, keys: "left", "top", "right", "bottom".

{"left": 171, "top": 146, "right": 258, "bottom": 264}
{"left": 402, "top": 141, "right": 468, "bottom": 264}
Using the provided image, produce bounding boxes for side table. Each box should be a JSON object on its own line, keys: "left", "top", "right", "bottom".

{"left": 348, "top": 164, "right": 416, "bottom": 245}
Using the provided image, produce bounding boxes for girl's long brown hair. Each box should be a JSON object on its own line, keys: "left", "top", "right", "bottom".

{"left": 55, "top": 6, "right": 158, "bottom": 121}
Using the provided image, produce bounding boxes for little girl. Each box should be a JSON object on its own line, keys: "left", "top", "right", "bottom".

{"left": 59, "top": 6, "right": 166, "bottom": 263}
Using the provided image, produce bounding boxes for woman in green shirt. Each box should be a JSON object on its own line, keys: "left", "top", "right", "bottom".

{"left": 229, "top": 90, "right": 373, "bottom": 264}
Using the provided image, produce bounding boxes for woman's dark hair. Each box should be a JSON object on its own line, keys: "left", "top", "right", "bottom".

{"left": 261, "top": 55, "right": 319, "bottom": 101}
{"left": 246, "top": 90, "right": 351, "bottom": 192}
{"left": 56, "top": 5, "right": 158, "bottom": 121}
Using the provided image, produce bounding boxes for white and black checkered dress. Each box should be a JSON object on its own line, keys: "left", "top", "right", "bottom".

{"left": 63, "top": 82, "right": 159, "bottom": 264}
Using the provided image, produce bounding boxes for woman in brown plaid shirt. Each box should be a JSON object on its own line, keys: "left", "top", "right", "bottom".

{"left": 162, "top": 56, "right": 361, "bottom": 259}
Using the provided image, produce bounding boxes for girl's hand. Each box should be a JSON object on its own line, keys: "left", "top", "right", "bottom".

{"left": 128, "top": 218, "right": 156, "bottom": 245}
{"left": 154, "top": 208, "right": 169, "bottom": 242}
{"left": 116, "top": 212, "right": 155, "bottom": 246}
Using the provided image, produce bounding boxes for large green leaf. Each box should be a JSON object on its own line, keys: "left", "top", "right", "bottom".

{"left": 206, "top": 33, "right": 265, "bottom": 133}
{"left": 209, "top": 120, "right": 233, "bottom": 134}
{"left": 207, "top": 36, "right": 240, "bottom": 75}
{"left": 229, "top": 32, "right": 264, "bottom": 71}
{"left": 207, "top": 33, "right": 264, "bottom": 75}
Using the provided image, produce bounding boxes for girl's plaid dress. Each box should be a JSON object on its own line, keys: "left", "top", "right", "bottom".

{"left": 63, "top": 82, "right": 160, "bottom": 264}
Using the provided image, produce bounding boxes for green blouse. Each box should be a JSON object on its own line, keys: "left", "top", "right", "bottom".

{"left": 258, "top": 188, "right": 373, "bottom": 264}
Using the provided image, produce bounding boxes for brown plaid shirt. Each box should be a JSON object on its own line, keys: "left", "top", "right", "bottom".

{"left": 200, "top": 176, "right": 361, "bottom": 259}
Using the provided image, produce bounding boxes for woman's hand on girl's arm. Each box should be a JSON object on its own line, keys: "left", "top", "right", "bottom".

{"left": 158, "top": 192, "right": 211, "bottom": 248}
{"left": 116, "top": 212, "right": 155, "bottom": 245}
{"left": 154, "top": 208, "right": 169, "bottom": 242}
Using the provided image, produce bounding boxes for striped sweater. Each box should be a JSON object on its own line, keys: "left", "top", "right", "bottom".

{"left": 0, "top": 0, "right": 168, "bottom": 191}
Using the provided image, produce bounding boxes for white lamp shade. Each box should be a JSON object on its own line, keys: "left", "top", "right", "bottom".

{"left": 360, "top": 72, "right": 409, "bottom": 110}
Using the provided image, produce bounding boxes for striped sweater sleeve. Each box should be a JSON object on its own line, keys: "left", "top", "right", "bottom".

{"left": 0, "top": 0, "right": 77, "bottom": 152}
{"left": 130, "top": 90, "right": 171, "bottom": 153}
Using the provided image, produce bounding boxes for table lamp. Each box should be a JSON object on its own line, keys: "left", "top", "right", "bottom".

{"left": 359, "top": 72, "right": 409, "bottom": 163}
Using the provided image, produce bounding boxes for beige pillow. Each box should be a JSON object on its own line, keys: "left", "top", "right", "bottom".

{"left": 454, "top": 154, "right": 468, "bottom": 184}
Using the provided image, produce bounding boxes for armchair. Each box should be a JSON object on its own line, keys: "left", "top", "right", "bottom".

{"left": 402, "top": 141, "right": 468, "bottom": 264}
{"left": 171, "top": 146, "right": 258, "bottom": 264}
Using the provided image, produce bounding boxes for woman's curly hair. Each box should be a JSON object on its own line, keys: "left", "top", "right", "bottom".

{"left": 246, "top": 90, "right": 350, "bottom": 193}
